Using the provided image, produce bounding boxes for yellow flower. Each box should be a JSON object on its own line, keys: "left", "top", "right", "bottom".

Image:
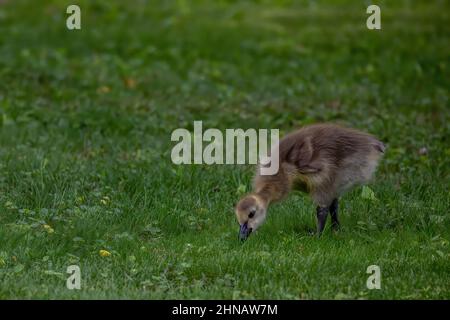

{"left": 99, "top": 250, "right": 111, "bottom": 257}
{"left": 43, "top": 224, "right": 55, "bottom": 234}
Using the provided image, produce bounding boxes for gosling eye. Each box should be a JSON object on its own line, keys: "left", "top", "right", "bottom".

{"left": 248, "top": 209, "right": 256, "bottom": 219}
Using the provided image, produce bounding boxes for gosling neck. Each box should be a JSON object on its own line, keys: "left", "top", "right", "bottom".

{"left": 253, "top": 190, "right": 271, "bottom": 208}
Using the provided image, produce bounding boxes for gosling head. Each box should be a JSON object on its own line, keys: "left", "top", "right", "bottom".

{"left": 235, "top": 194, "right": 268, "bottom": 241}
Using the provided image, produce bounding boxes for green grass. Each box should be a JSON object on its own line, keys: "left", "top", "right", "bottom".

{"left": 0, "top": 0, "right": 449, "bottom": 299}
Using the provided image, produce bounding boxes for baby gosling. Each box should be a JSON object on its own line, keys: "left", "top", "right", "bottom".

{"left": 235, "top": 123, "right": 385, "bottom": 240}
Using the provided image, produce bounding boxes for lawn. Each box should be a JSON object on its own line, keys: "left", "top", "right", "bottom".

{"left": 0, "top": 0, "right": 449, "bottom": 299}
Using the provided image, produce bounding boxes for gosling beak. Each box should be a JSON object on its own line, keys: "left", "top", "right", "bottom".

{"left": 239, "top": 223, "right": 252, "bottom": 241}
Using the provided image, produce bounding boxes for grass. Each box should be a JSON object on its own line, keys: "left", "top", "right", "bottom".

{"left": 0, "top": 0, "right": 449, "bottom": 299}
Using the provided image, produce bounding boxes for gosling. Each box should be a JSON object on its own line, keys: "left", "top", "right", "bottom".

{"left": 235, "top": 123, "right": 385, "bottom": 240}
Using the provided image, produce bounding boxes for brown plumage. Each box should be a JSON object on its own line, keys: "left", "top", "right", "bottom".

{"left": 236, "top": 123, "right": 385, "bottom": 240}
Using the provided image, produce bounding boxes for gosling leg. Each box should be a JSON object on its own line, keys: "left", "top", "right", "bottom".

{"left": 329, "top": 198, "right": 340, "bottom": 231}
{"left": 316, "top": 206, "right": 329, "bottom": 234}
